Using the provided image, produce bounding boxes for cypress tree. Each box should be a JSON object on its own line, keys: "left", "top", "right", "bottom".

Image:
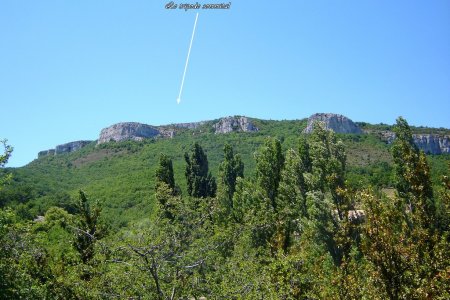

{"left": 218, "top": 143, "right": 244, "bottom": 216}
{"left": 155, "top": 153, "right": 175, "bottom": 192}
{"left": 255, "top": 138, "right": 284, "bottom": 210}
{"left": 185, "top": 142, "right": 216, "bottom": 198}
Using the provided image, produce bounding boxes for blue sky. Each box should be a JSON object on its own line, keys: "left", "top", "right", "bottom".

{"left": 1, "top": 1, "right": 449, "bottom": 167}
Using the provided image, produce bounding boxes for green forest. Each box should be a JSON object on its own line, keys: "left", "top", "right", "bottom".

{"left": 1, "top": 117, "right": 449, "bottom": 299}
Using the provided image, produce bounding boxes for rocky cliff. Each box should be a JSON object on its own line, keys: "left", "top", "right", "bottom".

{"left": 38, "top": 114, "right": 449, "bottom": 158}
{"left": 97, "top": 122, "right": 160, "bottom": 144}
{"left": 413, "top": 134, "right": 450, "bottom": 154}
{"left": 213, "top": 116, "right": 258, "bottom": 134}
{"left": 378, "top": 132, "right": 450, "bottom": 154}
{"left": 95, "top": 117, "right": 258, "bottom": 146}
{"left": 377, "top": 131, "right": 396, "bottom": 144}
{"left": 304, "top": 113, "right": 363, "bottom": 134}
{"left": 38, "top": 149, "right": 56, "bottom": 158}
{"left": 38, "top": 141, "right": 92, "bottom": 158}
{"left": 56, "top": 141, "right": 92, "bottom": 154}
{"left": 302, "top": 113, "right": 449, "bottom": 154}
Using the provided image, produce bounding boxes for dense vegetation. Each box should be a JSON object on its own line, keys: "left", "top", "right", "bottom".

{"left": 1, "top": 118, "right": 449, "bottom": 299}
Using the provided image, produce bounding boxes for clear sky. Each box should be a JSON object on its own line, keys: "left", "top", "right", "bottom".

{"left": 1, "top": 1, "right": 449, "bottom": 167}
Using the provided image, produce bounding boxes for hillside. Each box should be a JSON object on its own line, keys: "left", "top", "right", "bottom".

{"left": 2, "top": 114, "right": 449, "bottom": 229}
{"left": 2, "top": 117, "right": 305, "bottom": 227}
{"left": 1, "top": 114, "right": 450, "bottom": 299}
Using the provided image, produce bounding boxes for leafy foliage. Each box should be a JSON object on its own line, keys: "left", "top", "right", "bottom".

{"left": 73, "top": 190, "right": 105, "bottom": 265}
{"left": 0, "top": 118, "right": 449, "bottom": 298}
{"left": 0, "top": 139, "right": 13, "bottom": 190}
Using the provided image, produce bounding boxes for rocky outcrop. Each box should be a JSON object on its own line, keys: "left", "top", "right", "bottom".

{"left": 303, "top": 114, "right": 449, "bottom": 154}
{"left": 38, "top": 141, "right": 92, "bottom": 158}
{"left": 213, "top": 116, "right": 259, "bottom": 134}
{"left": 33, "top": 215, "right": 45, "bottom": 223}
{"left": 55, "top": 141, "right": 92, "bottom": 154}
{"left": 413, "top": 134, "right": 449, "bottom": 154}
{"left": 377, "top": 130, "right": 396, "bottom": 144}
{"left": 37, "top": 115, "right": 450, "bottom": 159}
{"left": 304, "top": 113, "right": 363, "bottom": 134}
{"left": 378, "top": 132, "right": 449, "bottom": 154}
{"left": 97, "top": 122, "right": 160, "bottom": 144}
{"left": 96, "top": 117, "right": 258, "bottom": 144}
{"left": 157, "top": 127, "right": 176, "bottom": 139}
{"left": 38, "top": 149, "right": 56, "bottom": 158}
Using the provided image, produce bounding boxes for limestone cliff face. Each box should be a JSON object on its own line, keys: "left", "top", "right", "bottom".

{"left": 157, "top": 127, "right": 176, "bottom": 138}
{"left": 38, "top": 115, "right": 450, "bottom": 159}
{"left": 56, "top": 141, "right": 92, "bottom": 154}
{"left": 95, "top": 117, "right": 258, "bottom": 145}
{"left": 38, "top": 149, "right": 55, "bottom": 158}
{"left": 38, "top": 141, "right": 91, "bottom": 158}
{"left": 213, "top": 116, "right": 259, "bottom": 134}
{"left": 377, "top": 131, "right": 396, "bottom": 144}
{"left": 378, "top": 132, "right": 449, "bottom": 154}
{"left": 413, "top": 134, "right": 449, "bottom": 154}
{"left": 97, "top": 122, "right": 160, "bottom": 144}
{"left": 304, "top": 113, "right": 363, "bottom": 134}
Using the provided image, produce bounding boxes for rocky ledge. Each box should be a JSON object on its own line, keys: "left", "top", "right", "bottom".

{"left": 379, "top": 131, "right": 450, "bottom": 154}
{"left": 213, "top": 116, "right": 258, "bottom": 134}
{"left": 302, "top": 113, "right": 449, "bottom": 154}
{"left": 96, "top": 116, "right": 258, "bottom": 145}
{"left": 97, "top": 122, "right": 160, "bottom": 144}
{"left": 38, "top": 149, "right": 56, "bottom": 158}
{"left": 38, "top": 114, "right": 449, "bottom": 158}
{"left": 413, "top": 134, "right": 450, "bottom": 154}
{"left": 56, "top": 141, "right": 92, "bottom": 154}
{"left": 38, "top": 140, "right": 92, "bottom": 158}
{"left": 304, "top": 113, "right": 363, "bottom": 134}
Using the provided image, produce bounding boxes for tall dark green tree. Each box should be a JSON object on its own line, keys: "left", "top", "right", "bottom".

{"left": 74, "top": 190, "right": 104, "bottom": 265}
{"left": 155, "top": 153, "right": 175, "bottom": 192}
{"left": 218, "top": 144, "right": 244, "bottom": 217}
{"left": 233, "top": 138, "right": 284, "bottom": 250}
{"left": 185, "top": 143, "right": 216, "bottom": 198}
{"left": 300, "top": 122, "right": 352, "bottom": 266}
{"left": 308, "top": 122, "right": 347, "bottom": 217}
{"left": 155, "top": 154, "right": 180, "bottom": 220}
{"left": 298, "top": 136, "right": 312, "bottom": 174}
{"left": 277, "top": 141, "right": 311, "bottom": 218}
{"left": 275, "top": 148, "right": 310, "bottom": 251}
{"left": 255, "top": 138, "right": 284, "bottom": 209}
{"left": 274, "top": 137, "right": 312, "bottom": 247}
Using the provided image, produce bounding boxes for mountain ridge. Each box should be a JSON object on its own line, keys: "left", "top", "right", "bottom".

{"left": 36, "top": 113, "right": 450, "bottom": 158}
{"left": 4, "top": 113, "right": 449, "bottom": 230}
